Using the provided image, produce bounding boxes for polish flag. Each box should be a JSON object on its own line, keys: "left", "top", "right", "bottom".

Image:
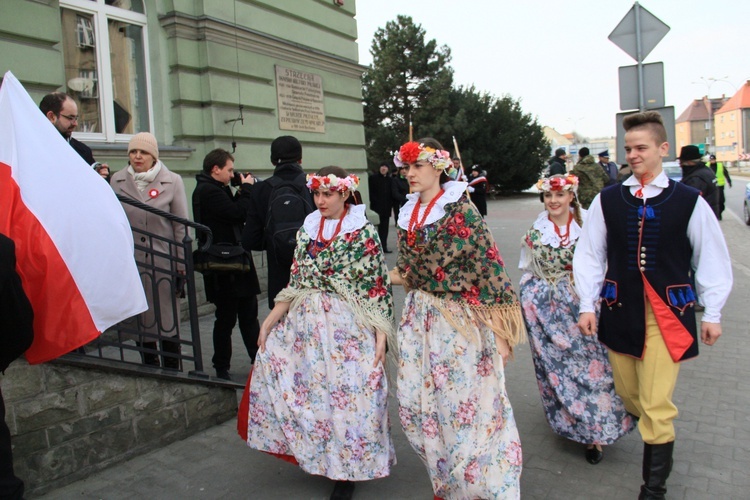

{"left": 0, "top": 71, "right": 147, "bottom": 364}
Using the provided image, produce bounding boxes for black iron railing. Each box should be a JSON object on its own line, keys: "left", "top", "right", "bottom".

{"left": 67, "top": 194, "right": 213, "bottom": 378}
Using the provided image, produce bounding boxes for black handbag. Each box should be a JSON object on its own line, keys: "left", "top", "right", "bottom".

{"left": 193, "top": 243, "right": 252, "bottom": 274}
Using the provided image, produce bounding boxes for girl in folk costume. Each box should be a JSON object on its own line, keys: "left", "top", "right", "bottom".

{"left": 518, "top": 174, "right": 635, "bottom": 465}
{"left": 238, "top": 166, "right": 395, "bottom": 500}
{"left": 389, "top": 138, "right": 525, "bottom": 500}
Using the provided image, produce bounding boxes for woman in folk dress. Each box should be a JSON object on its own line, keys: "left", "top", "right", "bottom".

{"left": 389, "top": 138, "right": 525, "bottom": 500}
{"left": 518, "top": 174, "right": 635, "bottom": 464}
{"left": 238, "top": 166, "right": 395, "bottom": 500}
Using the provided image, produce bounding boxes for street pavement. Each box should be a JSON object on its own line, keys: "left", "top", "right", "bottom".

{"left": 42, "top": 187, "right": 750, "bottom": 499}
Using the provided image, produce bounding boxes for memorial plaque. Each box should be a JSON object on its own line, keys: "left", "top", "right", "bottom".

{"left": 275, "top": 66, "right": 326, "bottom": 134}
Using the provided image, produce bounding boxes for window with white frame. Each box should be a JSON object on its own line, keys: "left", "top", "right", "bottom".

{"left": 60, "top": 0, "right": 151, "bottom": 141}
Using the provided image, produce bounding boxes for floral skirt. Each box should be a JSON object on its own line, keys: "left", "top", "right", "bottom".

{"left": 397, "top": 290, "right": 522, "bottom": 499}
{"left": 245, "top": 291, "right": 395, "bottom": 480}
{"left": 519, "top": 273, "right": 635, "bottom": 444}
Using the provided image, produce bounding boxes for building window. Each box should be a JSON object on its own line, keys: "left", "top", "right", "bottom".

{"left": 60, "top": 0, "right": 151, "bottom": 142}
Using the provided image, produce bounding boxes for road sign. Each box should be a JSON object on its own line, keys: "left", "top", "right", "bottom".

{"left": 619, "top": 62, "right": 665, "bottom": 110}
{"left": 616, "top": 106, "right": 675, "bottom": 162}
{"left": 609, "top": 3, "right": 670, "bottom": 61}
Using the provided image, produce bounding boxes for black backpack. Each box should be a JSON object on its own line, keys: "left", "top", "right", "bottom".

{"left": 265, "top": 173, "right": 313, "bottom": 268}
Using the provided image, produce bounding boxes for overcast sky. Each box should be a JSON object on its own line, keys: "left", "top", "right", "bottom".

{"left": 355, "top": 0, "right": 750, "bottom": 139}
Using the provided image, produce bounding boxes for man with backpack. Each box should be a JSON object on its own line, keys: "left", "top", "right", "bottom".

{"left": 243, "top": 136, "right": 313, "bottom": 308}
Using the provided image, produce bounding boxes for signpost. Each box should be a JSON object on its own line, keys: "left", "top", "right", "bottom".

{"left": 609, "top": 3, "right": 670, "bottom": 112}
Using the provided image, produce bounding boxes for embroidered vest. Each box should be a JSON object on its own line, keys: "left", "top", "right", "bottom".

{"left": 599, "top": 181, "right": 701, "bottom": 361}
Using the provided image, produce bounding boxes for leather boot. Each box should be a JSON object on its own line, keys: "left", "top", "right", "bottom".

{"left": 138, "top": 341, "right": 160, "bottom": 367}
{"left": 161, "top": 335, "right": 181, "bottom": 370}
{"left": 638, "top": 441, "right": 674, "bottom": 500}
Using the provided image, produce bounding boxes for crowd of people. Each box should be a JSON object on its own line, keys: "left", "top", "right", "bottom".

{"left": 0, "top": 93, "right": 734, "bottom": 500}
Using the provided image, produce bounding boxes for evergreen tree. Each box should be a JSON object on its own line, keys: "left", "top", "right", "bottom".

{"left": 362, "top": 15, "right": 453, "bottom": 169}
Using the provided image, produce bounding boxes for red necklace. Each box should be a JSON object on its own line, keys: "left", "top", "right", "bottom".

{"left": 550, "top": 212, "right": 573, "bottom": 246}
{"left": 315, "top": 208, "right": 347, "bottom": 252}
{"left": 407, "top": 189, "right": 445, "bottom": 247}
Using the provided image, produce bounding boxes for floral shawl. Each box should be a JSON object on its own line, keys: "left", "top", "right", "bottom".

{"left": 396, "top": 194, "right": 525, "bottom": 348}
{"left": 276, "top": 217, "right": 394, "bottom": 339}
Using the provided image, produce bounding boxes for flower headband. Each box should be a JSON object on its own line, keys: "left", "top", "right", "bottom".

{"left": 393, "top": 142, "right": 458, "bottom": 179}
{"left": 536, "top": 174, "right": 579, "bottom": 193}
{"left": 306, "top": 173, "right": 360, "bottom": 193}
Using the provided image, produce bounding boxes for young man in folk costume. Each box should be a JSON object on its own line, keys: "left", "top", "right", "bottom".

{"left": 573, "top": 111, "right": 732, "bottom": 499}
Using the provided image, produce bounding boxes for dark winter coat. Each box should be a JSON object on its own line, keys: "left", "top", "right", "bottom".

{"left": 0, "top": 234, "right": 34, "bottom": 372}
{"left": 193, "top": 173, "right": 260, "bottom": 302}
{"left": 680, "top": 162, "right": 719, "bottom": 218}
{"left": 368, "top": 173, "right": 393, "bottom": 218}
{"left": 548, "top": 156, "right": 566, "bottom": 176}
{"left": 242, "top": 162, "right": 313, "bottom": 308}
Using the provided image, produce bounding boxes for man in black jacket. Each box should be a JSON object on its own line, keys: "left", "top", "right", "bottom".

{"left": 193, "top": 149, "right": 260, "bottom": 380}
{"left": 39, "top": 93, "right": 108, "bottom": 176}
{"left": 678, "top": 145, "right": 720, "bottom": 219}
{"left": 242, "top": 136, "right": 312, "bottom": 308}
{"left": 368, "top": 163, "right": 394, "bottom": 252}
{"left": 0, "top": 234, "right": 34, "bottom": 500}
{"left": 548, "top": 147, "right": 567, "bottom": 175}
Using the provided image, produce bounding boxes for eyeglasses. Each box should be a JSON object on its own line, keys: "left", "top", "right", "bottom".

{"left": 58, "top": 113, "right": 79, "bottom": 122}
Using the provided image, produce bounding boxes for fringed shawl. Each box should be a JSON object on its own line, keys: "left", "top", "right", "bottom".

{"left": 276, "top": 220, "right": 394, "bottom": 340}
{"left": 396, "top": 195, "right": 525, "bottom": 349}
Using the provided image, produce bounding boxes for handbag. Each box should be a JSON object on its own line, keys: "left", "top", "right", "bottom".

{"left": 193, "top": 243, "right": 253, "bottom": 274}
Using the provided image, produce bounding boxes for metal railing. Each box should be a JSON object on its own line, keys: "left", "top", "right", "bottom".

{"left": 67, "top": 194, "right": 213, "bottom": 378}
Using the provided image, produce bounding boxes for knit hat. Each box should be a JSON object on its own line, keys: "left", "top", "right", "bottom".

{"left": 128, "top": 132, "right": 159, "bottom": 160}
{"left": 709, "top": 154, "right": 716, "bottom": 160}
{"left": 270, "top": 135, "right": 302, "bottom": 165}
{"left": 678, "top": 145, "right": 701, "bottom": 162}
{"left": 598, "top": 150, "right": 610, "bottom": 158}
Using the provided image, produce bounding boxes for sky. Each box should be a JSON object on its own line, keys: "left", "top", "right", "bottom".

{"left": 354, "top": 0, "right": 750, "bottom": 139}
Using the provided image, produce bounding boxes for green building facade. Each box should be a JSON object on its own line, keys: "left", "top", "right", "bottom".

{"left": 0, "top": 0, "right": 367, "bottom": 185}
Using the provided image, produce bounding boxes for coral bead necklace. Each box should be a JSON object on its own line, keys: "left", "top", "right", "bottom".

{"left": 407, "top": 189, "right": 444, "bottom": 247}
{"left": 549, "top": 212, "right": 573, "bottom": 246}
{"left": 315, "top": 208, "right": 347, "bottom": 252}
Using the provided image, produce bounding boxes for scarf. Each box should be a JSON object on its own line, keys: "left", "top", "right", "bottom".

{"left": 275, "top": 220, "right": 394, "bottom": 340}
{"left": 396, "top": 195, "right": 525, "bottom": 349}
{"left": 128, "top": 161, "right": 162, "bottom": 192}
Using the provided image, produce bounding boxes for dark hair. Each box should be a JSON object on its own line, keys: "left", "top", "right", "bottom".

{"left": 622, "top": 111, "right": 667, "bottom": 144}
{"left": 416, "top": 137, "right": 452, "bottom": 184}
{"left": 579, "top": 147, "right": 590, "bottom": 157}
{"left": 202, "top": 148, "right": 234, "bottom": 174}
{"left": 39, "top": 92, "right": 72, "bottom": 116}
{"left": 314, "top": 166, "right": 356, "bottom": 205}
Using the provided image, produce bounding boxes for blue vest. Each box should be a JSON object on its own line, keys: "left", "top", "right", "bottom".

{"left": 598, "top": 181, "right": 701, "bottom": 361}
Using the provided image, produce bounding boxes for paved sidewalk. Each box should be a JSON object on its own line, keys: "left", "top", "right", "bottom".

{"left": 42, "top": 196, "right": 750, "bottom": 499}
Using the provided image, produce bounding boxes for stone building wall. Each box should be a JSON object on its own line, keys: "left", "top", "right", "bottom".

{"left": 2, "top": 359, "right": 238, "bottom": 496}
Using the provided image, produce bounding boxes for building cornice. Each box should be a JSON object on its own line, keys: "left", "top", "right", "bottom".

{"left": 159, "top": 12, "right": 367, "bottom": 81}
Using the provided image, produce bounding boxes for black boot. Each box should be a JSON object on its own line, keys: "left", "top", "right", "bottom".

{"left": 161, "top": 336, "right": 181, "bottom": 370}
{"left": 138, "top": 341, "right": 161, "bottom": 367}
{"left": 330, "top": 480, "right": 355, "bottom": 500}
{"left": 638, "top": 441, "right": 674, "bottom": 500}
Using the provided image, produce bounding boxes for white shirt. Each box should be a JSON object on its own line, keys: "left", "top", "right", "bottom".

{"left": 573, "top": 171, "right": 732, "bottom": 323}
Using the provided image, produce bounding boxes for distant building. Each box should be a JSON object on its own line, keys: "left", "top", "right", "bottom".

{"left": 675, "top": 96, "right": 729, "bottom": 155}
{"left": 714, "top": 81, "right": 750, "bottom": 164}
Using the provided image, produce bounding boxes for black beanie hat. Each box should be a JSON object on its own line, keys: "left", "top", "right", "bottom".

{"left": 270, "top": 135, "right": 302, "bottom": 165}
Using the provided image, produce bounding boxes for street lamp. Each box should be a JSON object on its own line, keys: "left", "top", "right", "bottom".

{"left": 691, "top": 76, "right": 731, "bottom": 154}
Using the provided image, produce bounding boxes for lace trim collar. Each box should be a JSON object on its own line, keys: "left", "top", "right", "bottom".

{"left": 303, "top": 203, "right": 367, "bottom": 239}
{"left": 398, "top": 181, "right": 468, "bottom": 229}
{"left": 531, "top": 209, "right": 582, "bottom": 249}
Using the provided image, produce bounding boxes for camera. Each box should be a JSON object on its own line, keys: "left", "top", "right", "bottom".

{"left": 231, "top": 171, "right": 252, "bottom": 187}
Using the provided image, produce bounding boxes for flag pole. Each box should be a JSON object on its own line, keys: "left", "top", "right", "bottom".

{"left": 409, "top": 118, "right": 413, "bottom": 142}
{"left": 452, "top": 136, "right": 470, "bottom": 198}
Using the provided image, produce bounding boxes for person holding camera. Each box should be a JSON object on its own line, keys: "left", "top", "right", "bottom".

{"left": 193, "top": 149, "right": 260, "bottom": 381}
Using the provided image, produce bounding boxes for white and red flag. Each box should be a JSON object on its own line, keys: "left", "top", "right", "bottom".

{"left": 0, "top": 71, "right": 147, "bottom": 363}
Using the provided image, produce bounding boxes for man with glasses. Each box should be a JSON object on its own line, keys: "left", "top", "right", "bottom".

{"left": 39, "top": 92, "right": 108, "bottom": 177}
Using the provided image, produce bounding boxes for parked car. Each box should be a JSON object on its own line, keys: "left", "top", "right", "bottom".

{"left": 744, "top": 182, "right": 750, "bottom": 225}
{"left": 662, "top": 161, "right": 682, "bottom": 182}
